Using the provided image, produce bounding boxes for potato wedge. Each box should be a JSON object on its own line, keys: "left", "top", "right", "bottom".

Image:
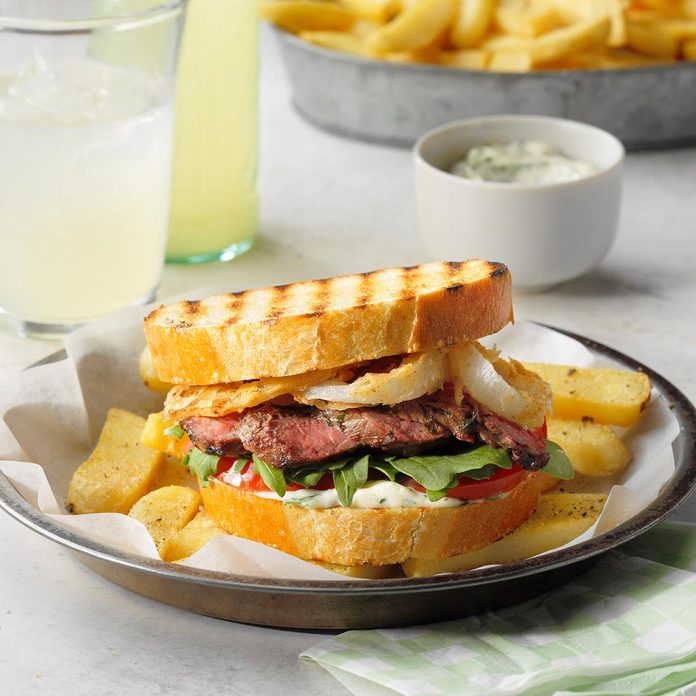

{"left": 522, "top": 363, "right": 651, "bottom": 427}
{"left": 139, "top": 346, "right": 173, "bottom": 394}
{"left": 128, "top": 485, "right": 201, "bottom": 558}
{"left": 154, "top": 455, "right": 198, "bottom": 489}
{"left": 163, "top": 509, "right": 224, "bottom": 562}
{"left": 547, "top": 418, "right": 631, "bottom": 477}
{"left": 141, "top": 411, "right": 193, "bottom": 459}
{"left": 260, "top": 1, "right": 356, "bottom": 34}
{"left": 67, "top": 408, "right": 164, "bottom": 514}
{"left": 401, "top": 493, "right": 606, "bottom": 576}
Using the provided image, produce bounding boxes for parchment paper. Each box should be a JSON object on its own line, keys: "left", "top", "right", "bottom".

{"left": 0, "top": 305, "right": 680, "bottom": 580}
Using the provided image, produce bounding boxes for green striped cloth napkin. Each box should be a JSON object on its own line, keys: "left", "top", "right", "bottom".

{"left": 302, "top": 522, "right": 696, "bottom": 696}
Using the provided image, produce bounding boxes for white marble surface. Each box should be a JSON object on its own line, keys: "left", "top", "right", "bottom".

{"left": 1, "top": 26, "right": 696, "bottom": 696}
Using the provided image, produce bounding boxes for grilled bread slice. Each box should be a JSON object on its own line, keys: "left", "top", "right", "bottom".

{"left": 145, "top": 259, "right": 513, "bottom": 385}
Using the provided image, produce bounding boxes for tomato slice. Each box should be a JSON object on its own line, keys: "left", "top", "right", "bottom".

{"left": 215, "top": 455, "right": 531, "bottom": 500}
{"left": 404, "top": 464, "right": 528, "bottom": 501}
{"left": 214, "top": 457, "right": 334, "bottom": 492}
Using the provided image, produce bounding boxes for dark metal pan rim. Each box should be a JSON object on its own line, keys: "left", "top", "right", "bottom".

{"left": 1, "top": 326, "right": 694, "bottom": 597}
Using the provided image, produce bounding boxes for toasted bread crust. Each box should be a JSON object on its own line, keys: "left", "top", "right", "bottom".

{"left": 145, "top": 260, "right": 513, "bottom": 385}
{"left": 200, "top": 472, "right": 544, "bottom": 566}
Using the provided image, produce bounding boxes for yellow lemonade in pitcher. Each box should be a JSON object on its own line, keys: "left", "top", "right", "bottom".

{"left": 166, "top": 0, "right": 259, "bottom": 262}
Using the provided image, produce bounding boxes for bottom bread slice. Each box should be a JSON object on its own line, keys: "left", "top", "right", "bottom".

{"left": 200, "top": 472, "right": 545, "bottom": 566}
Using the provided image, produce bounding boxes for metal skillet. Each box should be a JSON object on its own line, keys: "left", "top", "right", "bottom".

{"left": 0, "top": 327, "right": 694, "bottom": 629}
{"left": 274, "top": 29, "right": 696, "bottom": 150}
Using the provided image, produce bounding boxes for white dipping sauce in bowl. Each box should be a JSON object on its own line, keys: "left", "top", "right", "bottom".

{"left": 414, "top": 116, "right": 625, "bottom": 291}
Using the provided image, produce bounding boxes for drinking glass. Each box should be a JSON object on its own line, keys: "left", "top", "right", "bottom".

{"left": 165, "top": 0, "right": 258, "bottom": 264}
{"left": 0, "top": 0, "right": 185, "bottom": 338}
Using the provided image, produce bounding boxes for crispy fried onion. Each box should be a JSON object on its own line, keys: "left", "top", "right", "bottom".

{"left": 299, "top": 350, "right": 449, "bottom": 409}
{"left": 163, "top": 368, "right": 337, "bottom": 421}
{"left": 448, "top": 343, "right": 551, "bottom": 428}
{"left": 164, "top": 343, "right": 551, "bottom": 427}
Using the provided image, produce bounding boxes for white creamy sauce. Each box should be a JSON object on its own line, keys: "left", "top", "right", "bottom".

{"left": 248, "top": 479, "right": 509, "bottom": 509}
{"left": 253, "top": 480, "right": 463, "bottom": 508}
{"left": 451, "top": 140, "right": 597, "bottom": 185}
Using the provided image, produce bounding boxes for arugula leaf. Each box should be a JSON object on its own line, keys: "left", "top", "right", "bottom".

{"left": 540, "top": 441, "right": 574, "bottom": 480}
{"left": 252, "top": 455, "right": 287, "bottom": 497}
{"left": 426, "top": 477, "right": 459, "bottom": 502}
{"left": 186, "top": 449, "right": 220, "bottom": 487}
{"left": 370, "top": 461, "right": 398, "bottom": 482}
{"left": 164, "top": 424, "right": 185, "bottom": 440}
{"left": 332, "top": 455, "right": 370, "bottom": 507}
{"left": 231, "top": 458, "right": 250, "bottom": 475}
{"left": 287, "top": 468, "right": 327, "bottom": 488}
{"left": 390, "top": 446, "right": 512, "bottom": 492}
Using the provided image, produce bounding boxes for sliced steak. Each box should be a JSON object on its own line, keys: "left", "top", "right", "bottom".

{"left": 460, "top": 391, "right": 548, "bottom": 469}
{"left": 236, "top": 406, "right": 358, "bottom": 467}
{"left": 182, "top": 387, "right": 548, "bottom": 469}
{"left": 182, "top": 413, "right": 244, "bottom": 457}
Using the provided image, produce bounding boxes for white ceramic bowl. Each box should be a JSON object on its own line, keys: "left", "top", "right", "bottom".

{"left": 413, "top": 115, "right": 624, "bottom": 291}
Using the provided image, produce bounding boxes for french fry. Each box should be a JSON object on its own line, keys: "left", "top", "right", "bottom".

{"left": 260, "top": 1, "right": 356, "bottom": 34}
{"left": 684, "top": 38, "right": 696, "bottom": 59}
{"left": 438, "top": 48, "right": 490, "bottom": 68}
{"left": 401, "top": 493, "right": 607, "bottom": 576}
{"left": 128, "top": 485, "right": 201, "bottom": 558}
{"left": 300, "top": 30, "right": 373, "bottom": 56}
{"left": 141, "top": 411, "right": 192, "bottom": 459}
{"left": 547, "top": 418, "right": 631, "bottom": 477}
{"left": 67, "top": 408, "right": 164, "bottom": 514}
{"left": 139, "top": 346, "right": 172, "bottom": 394}
{"left": 606, "top": 0, "right": 628, "bottom": 46}
{"left": 484, "top": 16, "right": 611, "bottom": 64}
{"left": 163, "top": 509, "right": 224, "bottom": 562}
{"left": 367, "top": 0, "right": 456, "bottom": 54}
{"left": 626, "top": 19, "right": 681, "bottom": 57}
{"left": 494, "top": 0, "right": 563, "bottom": 38}
{"left": 489, "top": 49, "right": 534, "bottom": 70}
{"left": 450, "top": 0, "right": 495, "bottom": 49}
{"left": 338, "top": 0, "right": 398, "bottom": 22}
{"left": 522, "top": 363, "right": 651, "bottom": 427}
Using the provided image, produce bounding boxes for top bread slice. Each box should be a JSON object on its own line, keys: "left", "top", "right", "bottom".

{"left": 144, "top": 259, "right": 513, "bottom": 385}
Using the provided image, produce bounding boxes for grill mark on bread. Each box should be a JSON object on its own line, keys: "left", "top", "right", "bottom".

{"left": 491, "top": 262, "right": 508, "bottom": 277}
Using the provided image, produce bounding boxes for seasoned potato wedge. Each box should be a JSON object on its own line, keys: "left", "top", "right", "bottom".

{"left": 128, "top": 485, "right": 201, "bottom": 558}
{"left": 547, "top": 417, "right": 631, "bottom": 477}
{"left": 401, "top": 493, "right": 607, "bottom": 576}
{"left": 139, "top": 346, "right": 173, "bottom": 394}
{"left": 163, "top": 509, "right": 224, "bottom": 562}
{"left": 67, "top": 408, "right": 164, "bottom": 514}
{"left": 153, "top": 455, "right": 198, "bottom": 490}
{"left": 522, "top": 363, "right": 651, "bottom": 427}
{"left": 141, "top": 411, "right": 192, "bottom": 459}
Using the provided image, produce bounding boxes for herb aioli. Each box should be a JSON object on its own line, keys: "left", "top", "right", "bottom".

{"left": 451, "top": 140, "right": 597, "bottom": 184}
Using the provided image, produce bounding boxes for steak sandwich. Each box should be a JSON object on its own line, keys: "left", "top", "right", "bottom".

{"left": 144, "top": 260, "right": 572, "bottom": 568}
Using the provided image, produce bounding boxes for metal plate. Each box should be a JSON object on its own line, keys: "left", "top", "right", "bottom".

{"left": 275, "top": 29, "right": 696, "bottom": 150}
{"left": 1, "top": 328, "right": 695, "bottom": 629}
